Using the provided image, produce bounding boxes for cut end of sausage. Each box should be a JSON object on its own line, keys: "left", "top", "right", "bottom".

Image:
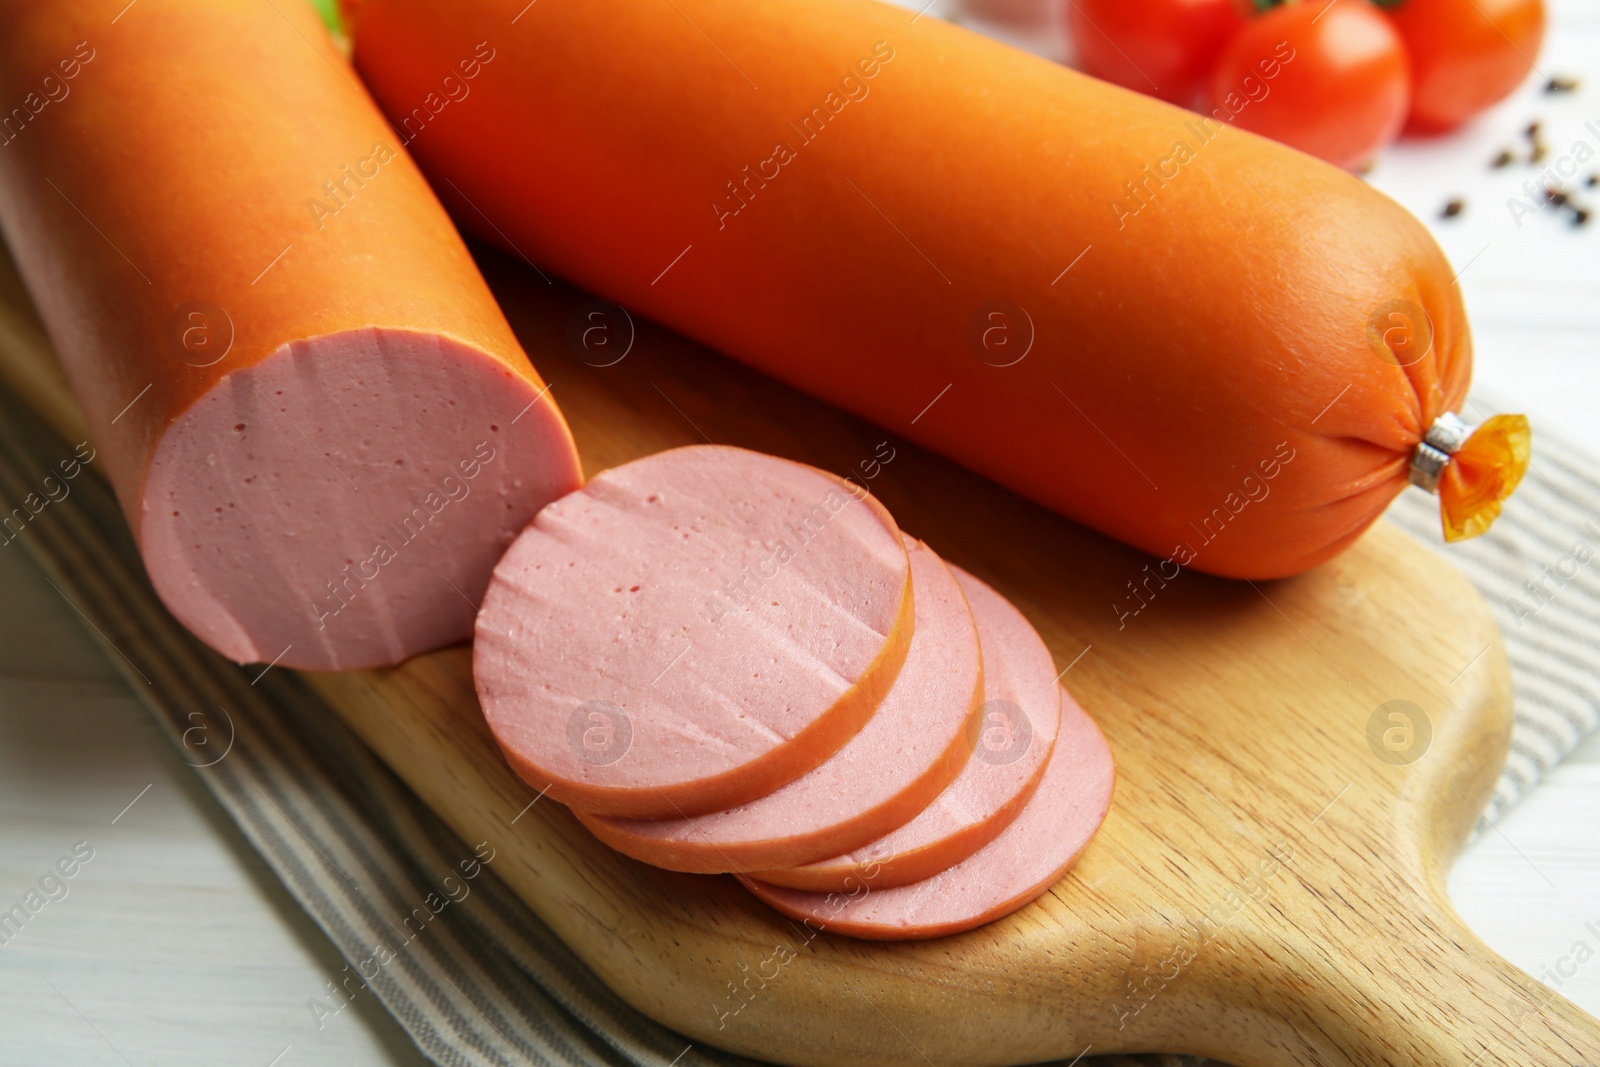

{"left": 475, "top": 445, "right": 914, "bottom": 819}
{"left": 575, "top": 538, "right": 982, "bottom": 872}
{"left": 740, "top": 686, "right": 1114, "bottom": 941}
{"left": 138, "top": 328, "right": 582, "bottom": 672}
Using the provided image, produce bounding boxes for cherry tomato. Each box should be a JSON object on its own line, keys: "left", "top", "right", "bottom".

{"left": 1066, "top": 0, "right": 1247, "bottom": 105}
{"left": 1382, "top": 0, "right": 1546, "bottom": 133}
{"left": 1207, "top": 1, "right": 1410, "bottom": 171}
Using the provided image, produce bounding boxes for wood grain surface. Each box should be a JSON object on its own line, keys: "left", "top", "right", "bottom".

{"left": 2, "top": 237, "right": 1597, "bottom": 1066}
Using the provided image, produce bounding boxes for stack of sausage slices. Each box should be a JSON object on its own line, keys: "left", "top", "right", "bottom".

{"left": 473, "top": 445, "right": 1114, "bottom": 940}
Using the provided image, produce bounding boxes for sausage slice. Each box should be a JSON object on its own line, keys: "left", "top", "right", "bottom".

{"left": 741, "top": 686, "right": 1114, "bottom": 940}
{"left": 576, "top": 538, "right": 981, "bottom": 871}
{"left": 754, "top": 566, "right": 1060, "bottom": 891}
{"left": 475, "top": 445, "right": 913, "bottom": 818}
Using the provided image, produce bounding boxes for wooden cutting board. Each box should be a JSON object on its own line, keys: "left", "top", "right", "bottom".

{"left": 1, "top": 242, "right": 1596, "bottom": 1067}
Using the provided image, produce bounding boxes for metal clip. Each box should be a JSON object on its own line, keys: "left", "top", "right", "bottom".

{"left": 1409, "top": 412, "right": 1474, "bottom": 493}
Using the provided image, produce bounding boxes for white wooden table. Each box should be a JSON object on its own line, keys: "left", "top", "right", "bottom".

{"left": 0, "top": 537, "right": 431, "bottom": 1067}
{"left": 2, "top": 1, "right": 1598, "bottom": 1062}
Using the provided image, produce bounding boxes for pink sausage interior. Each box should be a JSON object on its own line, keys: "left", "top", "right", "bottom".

{"left": 758, "top": 565, "right": 1062, "bottom": 890}
{"left": 741, "top": 686, "right": 1114, "bottom": 940}
{"left": 139, "top": 327, "right": 581, "bottom": 671}
{"left": 578, "top": 537, "right": 981, "bottom": 872}
{"left": 474, "top": 445, "right": 909, "bottom": 807}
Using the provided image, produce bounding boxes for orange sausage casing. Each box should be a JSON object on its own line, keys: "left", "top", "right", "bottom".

{"left": 348, "top": 0, "right": 1526, "bottom": 579}
{"left": 0, "top": 0, "right": 581, "bottom": 669}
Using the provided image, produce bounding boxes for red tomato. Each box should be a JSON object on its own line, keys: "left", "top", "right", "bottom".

{"left": 1066, "top": 0, "right": 1247, "bottom": 105}
{"left": 1207, "top": 1, "right": 1410, "bottom": 171}
{"left": 1383, "top": 0, "right": 1545, "bottom": 133}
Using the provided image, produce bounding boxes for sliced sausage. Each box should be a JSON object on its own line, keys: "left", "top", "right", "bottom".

{"left": 753, "top": 566, "right": 1060, "bottom": 892}
{"left": 576, "top": 538, "right": 981, "bottom": 872}
{"left": 474, "top": 445, "right": 913, "bottom": 819}
{"left": 740, "top": 686, "right": 1114, "bottom": 940}
{"left": 0, "top": 0, "right": 581, "bottom": 671}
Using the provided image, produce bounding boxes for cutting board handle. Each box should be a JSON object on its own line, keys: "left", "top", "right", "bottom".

{"left": 1329, "top": 906, "right": 1600, "bottom": 1065}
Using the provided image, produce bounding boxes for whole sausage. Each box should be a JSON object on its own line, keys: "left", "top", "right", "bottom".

{"left": 346, "top": 0, "right": 1528, "bottom": 578}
